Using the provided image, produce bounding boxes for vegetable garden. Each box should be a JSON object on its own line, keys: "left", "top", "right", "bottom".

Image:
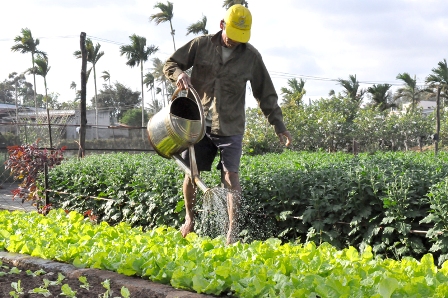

{"left": 4, "top": 149, "right": 448, "bottom": 296}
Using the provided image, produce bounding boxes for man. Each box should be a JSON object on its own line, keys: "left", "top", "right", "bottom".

{"left": 163, "top": 4, "right": 292, "bottom": 244}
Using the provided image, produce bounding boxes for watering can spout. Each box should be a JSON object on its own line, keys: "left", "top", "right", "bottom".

{"left": 172, "top": 153, "right": 210, "bottom": 194}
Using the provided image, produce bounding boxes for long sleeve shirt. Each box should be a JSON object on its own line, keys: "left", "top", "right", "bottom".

{"left": 163, "top": 31, "right": 286, "bottom": 136}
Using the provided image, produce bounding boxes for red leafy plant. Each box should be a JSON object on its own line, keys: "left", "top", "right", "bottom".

{"left": 5, "top": 141, "right": 65, "bottom": 207}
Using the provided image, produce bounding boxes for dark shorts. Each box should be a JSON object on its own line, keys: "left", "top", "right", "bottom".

{"left": 181, "top": 127, "right": 243, "bottom": 172}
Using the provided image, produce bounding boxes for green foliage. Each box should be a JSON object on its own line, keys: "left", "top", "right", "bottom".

{"left": 2, "top": 209, "right": 448, "bottom": 297}
{"left": 43, "top": 150, "right": 448, "bottom": 265}
{"left": 244, "top": 96, "right": 435, "bottom": 155}
{"left": 120, "top": 108, "right": 149, "bottom": 127}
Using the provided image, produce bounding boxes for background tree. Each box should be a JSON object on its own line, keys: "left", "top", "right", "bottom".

{"left": 26, "top": 54, "right": 51, "bottom": 109}
{"left": 426, "top": 58, "right": 448, "bottom": 155}
{"left": 366, "top": 83, "right": 396, "bottom": 112}
{"left": 26, "top": 54, "right": 53, "bottom": 147}
{"left": 120, "top": 34, "right": 158, "bottom": 132}
{"left": 186, "top": 15, "right": 208, "bottom": 36}
{"left": 335, "top": 74, "right": 365, "bottom": 104}
{"left": 101, "top": 70, "right": 111, "bottom": 87}
{"left": 394, "top": 73, "right": 429, "bottom": 110}
{"left": 70, "top": 81, "right": 77, "bottom": 97}
{"left": 144, "top": 72, "right": 159, "bottom": 112}
{"left": 120, "top": 108, "right": 149, "bottom": 127}
{"left": 11, "top": 28, "right": 47, "bottom": 117}
{"left": 150, "top": 57, "right": 169, "bottom": 106}
{"left": 280, "top": 78, "right": 306, "bottom": 107}
{"left": 95, "top": 82, "right": 141, "bottom": 122}
{"left": 0, "top": 78, "right": 14, "bottom": 104}
{"left": 223, "top": 0, "right": 249, "bottom": 9}
{"left": 150, "top": 1, "right": 176, "bottom": 51}
{"left": 74, "top": 39, "right": 104, "bottom": 138}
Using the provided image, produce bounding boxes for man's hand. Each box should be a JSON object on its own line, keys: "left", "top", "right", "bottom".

{"left": 278, "top": 130, "right": 292, "bottom": 147}
{"left": 177, "top": 72, "right": 192, "bottom": 90}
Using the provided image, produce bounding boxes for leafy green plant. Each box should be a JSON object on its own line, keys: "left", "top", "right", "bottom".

{"left": 10, "top": 280, "right": 24, "bottom": 297}
{"left": 3, "top": 208, "right": 448, "bottom": 297}
{"left": 43, "top": 150, "right": 448, "bottom": 263}
{"left": 60, "top": 284, "right": 77, "bottom": 297}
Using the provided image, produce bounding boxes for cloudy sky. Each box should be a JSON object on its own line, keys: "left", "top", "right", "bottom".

{"left": 1, "top": 0, "right": 447, "bottom": 108}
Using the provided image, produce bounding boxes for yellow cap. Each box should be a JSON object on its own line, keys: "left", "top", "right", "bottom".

{"left": 224, "top": 4, "right": 252, "bottom": 43}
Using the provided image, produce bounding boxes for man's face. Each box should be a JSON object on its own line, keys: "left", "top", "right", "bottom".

{"left": 220, "top": 21, "right": 241, "bottom": 48}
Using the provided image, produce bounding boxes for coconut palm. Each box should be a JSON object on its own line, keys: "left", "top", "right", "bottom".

{"left": 223, "top": 0, "right": 249, "bottom": 9}
{"left": 426, "top": 59, "right": 448, "bottom": 101}
{"left": 150, "top": 1, "right": 176, "bottom": 51}
{"left": 150, "top": 57, "right": 170, "bottom": 106}
{"left": 120, "top": 34, "right": 158, "bottom": 131}
{"left": 11, "top": 28, "right": 47, "bottom": 117}
{"left": 70, "top": 81, "right": 77, "bottom": 96}
{"left": 425, "top": 59, "right": 448, "bottom": 155}
{"left": 27, "top": 55, "right": 50, "bottom": 107}
{"left": 394, "top": 73, "right": 429, "bottom": 110}
{"left": 186, "top": 15, "right": 208, "bottom": 36}
{"left": 336, "top": 74, "right": 365, "bottom": 104}
{"left": 367, "top": 84, "right": 396, "bottom": 112}
{"left": 74, "top": 39, "right": 104, "bottom": 138}
{"left": 144, "top": 72, "right": 156, "bottom": 106}
{"left": 26, "top": 54, "right": 53, "bottom": 147}
{"left": 101, "top": 70, "right": 111, "bottom": 87}
{"left": 280, "top": 78, "right": 306, "bottom": 107}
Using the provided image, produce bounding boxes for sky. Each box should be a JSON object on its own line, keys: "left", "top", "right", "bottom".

{"left": 1, "top": 0, "right": 447, "bottom": 109}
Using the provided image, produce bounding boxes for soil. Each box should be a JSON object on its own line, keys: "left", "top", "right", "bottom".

{"left": 0, "top": 259, "right": 150, "bottom": 298}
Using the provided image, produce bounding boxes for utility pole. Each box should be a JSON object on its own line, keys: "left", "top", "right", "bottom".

{"left": 79, "top": 32, "right": 87, "bottom": 158}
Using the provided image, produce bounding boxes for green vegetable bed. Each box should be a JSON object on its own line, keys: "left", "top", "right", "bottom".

{"left": 1, "top": 209, "right": 448, "bottom": 297}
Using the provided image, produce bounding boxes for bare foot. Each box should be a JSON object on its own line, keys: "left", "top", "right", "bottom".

{"left": 180, "top": 218, "right": 194, "bottom": 237}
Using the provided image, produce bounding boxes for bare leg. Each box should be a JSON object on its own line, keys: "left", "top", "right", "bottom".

{"left": 181, "top": 174, "right": 197, "bottom": 237}
{"left": 222, "top": 171, "right": 241, "bottom": 244}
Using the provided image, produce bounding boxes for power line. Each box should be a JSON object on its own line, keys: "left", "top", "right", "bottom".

{"left": 1, "top": 34, "right": 431, "bottom": 87}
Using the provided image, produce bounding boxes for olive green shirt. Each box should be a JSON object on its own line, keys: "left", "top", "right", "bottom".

{"left": 163, "top": 31, "right": 286, "bottom": 136}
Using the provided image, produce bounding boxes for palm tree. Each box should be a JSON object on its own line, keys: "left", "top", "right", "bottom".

{"left": 70, "top": 81, "right": 77, "bottom": 96}
{"left": 394, "top": 73, "right": 429, "bottom": 110}
{"left": 144, "top": 72, "right": 156, "bottom": 107}
{"left": 74, "top": 39, "right": 104, "bottom": 139}
{"left": 366, "top": 84, "right": 396, "bottom": 112}
{"left": 223, "top": 0, "right": 249, "bottom": 9}
{"left": 150, "top": 57, "right": 170, "bottom": 106}
{"left": 120, "top": 34, "right": 158, "bottom": 133}
{"left": 280, "top": 78, "right": 306, "bottom": 107}
{"left": 150, "top": 1, "right": 176, "bottom": 51}
{"left": 425, "top": 59, "right": 448, "bottom": 155}
{"left": 336, "top": 74, "right": 365, "bottom": 104}
{"left": 11, "top": 28, "right": 47, "bottom": 118}
{"left": 186, "top": 15, "right": 208, "bottom": 36}
{"left": 101, "top": 70, "right": 111, "bottom": 87}
{"left": 26, "top": 54, "right": 53, "bottom": 147}
{"left": 425, "top": 60, "right": 448, "bottom": 103}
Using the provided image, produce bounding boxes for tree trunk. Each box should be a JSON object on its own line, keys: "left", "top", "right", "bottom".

{"left": 79, "top": 32, "right": 87, "bottom": 158}
{"left": 93, "top": 64, "right": 98, "bottom": 139}
{"left": 31, "top": 52, "right": 38, "bottom": 121}
{"left": 170, "top": 21, "right": 176, "bottom": 51}
{"left": 44, "top": 78, "right": 53, "bottom": 149}
{"left": 435, "top": 86, "right": 441, "bottom": 156}
{"left": 141, "top": 62, "right": 145, "bottom": 140}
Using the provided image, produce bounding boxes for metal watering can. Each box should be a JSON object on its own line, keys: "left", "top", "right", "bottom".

{"left": 147, "top": 87, "right": 210, "bottom": 193}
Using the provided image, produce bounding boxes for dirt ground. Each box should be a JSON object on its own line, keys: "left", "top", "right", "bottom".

{"left": 0, "top": 259, "right": 150, "bottom": 298}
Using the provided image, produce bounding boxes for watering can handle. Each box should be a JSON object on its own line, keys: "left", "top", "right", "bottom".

{"left": 171, "top": 86, "right": 206, "bottom": 142}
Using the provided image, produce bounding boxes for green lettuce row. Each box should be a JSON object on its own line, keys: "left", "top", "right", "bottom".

{"left": 1, "top": 209, "right": 448, "bottom": 297}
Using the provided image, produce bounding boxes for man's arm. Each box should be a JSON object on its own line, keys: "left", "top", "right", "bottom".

{"left": 250, "top": 55, "right": 292, "bottom": 147}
